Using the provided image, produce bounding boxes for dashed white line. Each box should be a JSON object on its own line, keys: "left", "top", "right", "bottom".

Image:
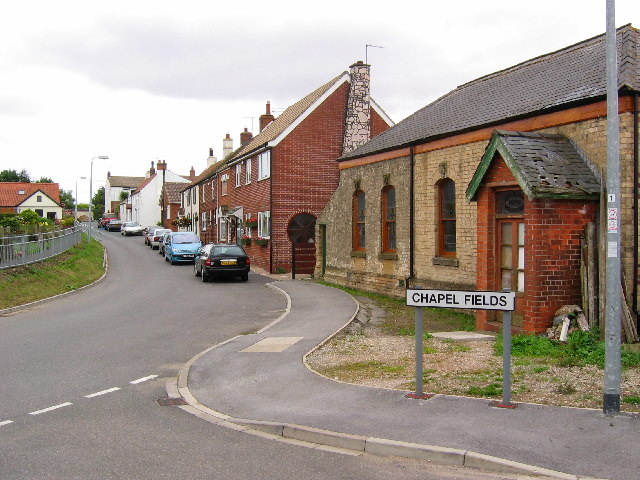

{"left": 29, "top": 402, "right": 73, "bottom": 416}
{"left": 84, "top": 387, "right": 121, "bottom": 398}
{"left": 0, "top": 420, "right": 14, "bottom": 427}
{"left": 129, "top": 375, "right": 158, "bottom": 384}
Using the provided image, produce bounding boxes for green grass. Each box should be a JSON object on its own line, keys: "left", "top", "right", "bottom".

{"left": 0, "top": 235, "right": 104, "bottom": 309}
{"left": 494, "top": 330, "right": 640, "bottom": 370}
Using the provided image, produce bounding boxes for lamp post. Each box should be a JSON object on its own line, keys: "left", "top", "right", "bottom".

{"left": 75, "top": 176, "right": 87, "bottom": 223}
{"left": 88, "top": 156, "right": 108, "bottom": 244}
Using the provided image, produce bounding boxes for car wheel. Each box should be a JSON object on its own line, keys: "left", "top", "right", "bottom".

{"left": 202, "top": 269, "right": 208, "bottom": 282}
{"left": 241, "top": 273, "right": 248, "bottom": 282}
{"left": 194, "top": 263, "right": 201, "bottom": 277}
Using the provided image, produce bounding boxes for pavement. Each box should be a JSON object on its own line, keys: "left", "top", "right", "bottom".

{"left": 171, "top": 277, "right": 639, "bottom": 480}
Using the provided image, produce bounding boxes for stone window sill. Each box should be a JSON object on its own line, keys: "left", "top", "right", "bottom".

{"left": 432, "top": 256, "right": 459, "bottom": 267}
{"left": 379, "top": 252, "right": 398, "bottom": 261}
{"left": 351, "top": 250, "right": 367, "bottom": 258}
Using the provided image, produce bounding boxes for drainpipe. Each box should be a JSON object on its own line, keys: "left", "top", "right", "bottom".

{"left": 633, "top": 93, "right": 639, "bottom": 321}
{"left": 408, "top": 145, "right": 415, "bottom": 287}
{"left": 269, "top": 150, "right": 273, "bottom": 274}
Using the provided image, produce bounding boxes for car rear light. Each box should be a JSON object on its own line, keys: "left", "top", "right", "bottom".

{"left": 246, "top": 257, "right": 250, "bottom": 266}
{"left": 205, "top": 259, "right": 212, "bottom": 267}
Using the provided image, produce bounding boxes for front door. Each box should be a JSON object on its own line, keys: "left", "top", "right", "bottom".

{"left": 497, "top": 220, "right": 525, "bottom": 326}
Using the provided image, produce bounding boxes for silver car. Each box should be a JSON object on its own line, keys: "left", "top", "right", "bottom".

{"left": 121, "top": 222, "right": 144, "bottom": 236}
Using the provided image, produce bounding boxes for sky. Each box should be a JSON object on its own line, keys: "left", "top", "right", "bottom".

{"left": 1, "top": 0, "right": 638, "bottom": 204}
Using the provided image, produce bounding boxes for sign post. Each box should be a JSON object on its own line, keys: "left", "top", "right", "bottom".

{"left": 406, "top": 289, "right": 516, "bottom": 404}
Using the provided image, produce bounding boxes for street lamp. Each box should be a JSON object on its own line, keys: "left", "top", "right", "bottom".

{"left": 88, "top": 155, "right": 108, "bottom": 244}
{"left": 75, "top": 176, "right": 86, "bottom": 223}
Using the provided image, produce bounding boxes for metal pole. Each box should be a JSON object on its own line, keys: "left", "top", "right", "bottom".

{"left": 415, "top": 306, "right": 424, "bottom": 396}
{"left": 604, "top": 0, "right": 621, "bottom": 415}
{"left": 502, "top": 309, "right": 512, "bottom": 406}
{"left": 88, "top": 159, "right": 94, "bottom": 244}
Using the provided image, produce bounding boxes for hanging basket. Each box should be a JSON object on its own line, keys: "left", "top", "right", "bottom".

{"left": 254, "top": 238, "right": 268, "bottom": 246}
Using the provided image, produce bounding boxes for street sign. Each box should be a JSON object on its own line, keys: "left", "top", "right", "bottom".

{"left": 406, "top": 289, "right": 515, "bottom": 311}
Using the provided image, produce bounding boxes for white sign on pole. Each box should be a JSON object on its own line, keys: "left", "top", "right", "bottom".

{"left": 406, "top": 289, "right": 515, "bottom": 311}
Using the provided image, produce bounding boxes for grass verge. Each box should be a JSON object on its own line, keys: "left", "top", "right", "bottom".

{"left": 0, "top": 235, "right": 105, "bottom": 310}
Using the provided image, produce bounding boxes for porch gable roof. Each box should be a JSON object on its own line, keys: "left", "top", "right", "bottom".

{"left": 466, "top": 130, "right": 601, "bottom": 202}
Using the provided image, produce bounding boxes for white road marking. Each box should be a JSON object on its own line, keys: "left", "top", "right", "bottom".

{"left": 84, "top": 387, "right": 121, "bottom": 398}
{"left": 129, "top": 375, "right": 158, "bottom": 384}
{"left": 29, "top": 402, "right": 73, "bottom": 416}
{"left": 0, "top": 420, "right": 14, "bottom": 427}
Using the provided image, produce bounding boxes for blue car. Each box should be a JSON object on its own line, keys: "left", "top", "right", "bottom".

{"left": 164, "top": 231, "right": 202, "bottom": 265}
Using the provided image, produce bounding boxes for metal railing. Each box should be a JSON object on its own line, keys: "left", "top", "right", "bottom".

{"left": 0, "top": 226, "right": 83, "bottom": 270}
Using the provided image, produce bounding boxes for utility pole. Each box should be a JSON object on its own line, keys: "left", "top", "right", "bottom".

{"left": 603, "top": 0, "right": 621, "bottom": 415}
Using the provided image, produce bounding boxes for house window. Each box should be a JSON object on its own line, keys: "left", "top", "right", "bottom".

{"left": 258, "top": 211, "right": 271, "bottom": 238}
{"left": 235, "top": 164, "right": 242, "bottom": 187}
{"left": 353, "top": 190, "right": 365, "bottom": 250}
{"left": 186, "top": 191, "right": 191, "bottom": 206}
{"left": 381, "top": 186, "right": 396, "bottom": 252}
{"left": 258, "top": 151, "right": 270, "bottom": 180}
{"left": 202, "top": 211, "right": 207, "bottom": 230}
{"left": 192, "top": 188, "right": 196, "bottom": 204}
{"left": 245, "top": 159, "right": 252, "bottom": 184}
{"left": 438, "top": 178, "right": 456, "bottom": 256}
{"left": 37, "top": 195, "right": 42, "bottom": 202}
{"left": 221, "top": 174, "right": 229, "bottom": 196}
{"left": 219, "top": 217, "right": 227, "bottom": 241}
{"left": 211, "top": 180, "right": 215, "bottom": 199}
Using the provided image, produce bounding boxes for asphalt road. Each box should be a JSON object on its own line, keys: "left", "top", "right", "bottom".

{"left": 0, "top": 230, "right": 542, "bottom": 480}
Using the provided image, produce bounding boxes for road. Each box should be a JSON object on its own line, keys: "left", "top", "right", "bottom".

{"left": 0, "top": 230, "right": 541, "bottom": 479}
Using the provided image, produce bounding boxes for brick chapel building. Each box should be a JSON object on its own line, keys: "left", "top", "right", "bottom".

{"left": 317, "top": 25, "right": 639, "bottom": 334}
{"left": 181, "top": 61, "right": 393, "bottom": 274}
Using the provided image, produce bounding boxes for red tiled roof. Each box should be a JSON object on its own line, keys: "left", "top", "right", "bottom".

{"left": 0, "top": 182, "right": 61, "bottom": 207}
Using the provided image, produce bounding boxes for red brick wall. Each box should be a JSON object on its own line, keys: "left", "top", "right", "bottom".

{"left": 475, "top": 155, "right": 598, "bottom": 333}
{"left": 270, "top": 82, "right": 350, "bottom": 272}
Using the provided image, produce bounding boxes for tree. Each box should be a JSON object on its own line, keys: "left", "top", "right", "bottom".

{"left": 35, "top": 176, "right": 54, "bottom": 183}
{"left": 0, "top": 169, "right": 31, "bottom": 182}
{"left": 59, "top": 189, "right": 75, "bottom": 209}
{"left": 92, "top": 186, "right": 105, "bottom": 220}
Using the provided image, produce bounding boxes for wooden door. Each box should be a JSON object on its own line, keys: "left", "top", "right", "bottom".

{"left": 497, "top": 220, "right": 525, "bottom": 326}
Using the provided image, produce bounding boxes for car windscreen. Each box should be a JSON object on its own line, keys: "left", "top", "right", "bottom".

{"left": 211, "top": 246, "right": 245, "bottom": 256}
{"left": 172, "top": 233, "right": 199, "bottom": 244}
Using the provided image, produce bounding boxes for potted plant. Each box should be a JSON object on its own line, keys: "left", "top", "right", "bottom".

{"left": 254, "top": 237, "right": 268, "bottom": 246}
{"left": 245, "top": 217, "right": 258, "bottom": 228}
{"left": 241, "top": 235, "right": 251, "bottom": 246}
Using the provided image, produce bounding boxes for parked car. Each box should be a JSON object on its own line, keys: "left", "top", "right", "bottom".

{"left": 121, "top": 222, "right": 144, "bottom": 236}
{"left": 144, "top": 227, "right": 158, "bottom": 245}
{"left": 164, "top": 231, "right": 202, "bottom": 264}
{"left": 194, "top": 243, "right": 250, "bottom": 282}
{"left": 158, "top": 232, "right": 171, "bottom": 255}
{"left": 105, "top": 219, "right": 122, "bottom": 232}
{"left": 150, "top": 228, "right": 172, "bottom": 249}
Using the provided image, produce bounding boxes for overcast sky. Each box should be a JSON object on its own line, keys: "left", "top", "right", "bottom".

{"left": 1, "top": 0, "right": 638, "bottom": 203}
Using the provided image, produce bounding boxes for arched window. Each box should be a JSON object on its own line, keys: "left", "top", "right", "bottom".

{"left": 438, "top": 179, "right": 456, "bottom": 256}
{"left": 381, "top": 186, "right": 396, "bottom": 252}
{"left": 353, "top": 190, "right": 366, "bottom": 250}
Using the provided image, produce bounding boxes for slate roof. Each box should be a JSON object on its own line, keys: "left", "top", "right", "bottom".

{"left": 107, "top": 176, "right": 145, "bottom": 188}
{"left": 0, "top": 182, "right": 61, "bottom": 206}
{"left": 342, "top": 24, "right": 639, "bottom": 161}
{"left": 467, "top": 131, "right": 601, "bottom": 201}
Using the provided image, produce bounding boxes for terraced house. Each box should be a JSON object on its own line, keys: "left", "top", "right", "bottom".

{"left": 181, "top": 61, "right": 393, "bottom": 273}
{"left": 317, "top": 25, "right": 639, "bottom": 334}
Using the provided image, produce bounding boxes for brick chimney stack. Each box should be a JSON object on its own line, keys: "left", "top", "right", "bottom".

{"left": 259, "top": 101, "right": 275, "bottom": 132}
{"left": 149, "top": 161, "right": 156, "bottom": 177}
{"left": 207, "top": 148, "right": 217, "bottom": 168}
{"left": 240, "top": 127, "right": 253, "bottom": 146}
{"left": 156, "top": 160, "right": 166, "bottom": 171}
{"left": 342, "top": 60, "right": 371, "bottom": 155}
{"left": 189, "top": 166, "right": 196, "bottom": 181}
{"left": 223, "top": 133, "right": 233, "bottom": 159}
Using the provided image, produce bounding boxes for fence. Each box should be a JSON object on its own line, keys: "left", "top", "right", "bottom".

{"left": 0, "top": 226, "right": 83, "bottom": 270}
